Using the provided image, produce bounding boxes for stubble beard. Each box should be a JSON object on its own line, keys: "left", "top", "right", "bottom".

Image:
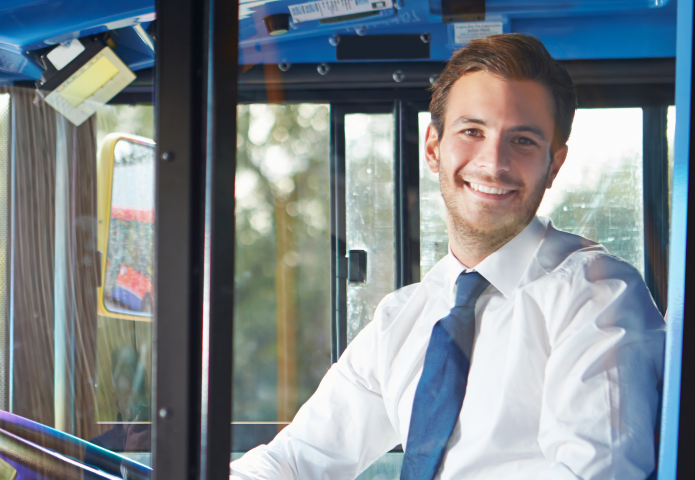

{"left": 439, "top": 164, "right": 549, "bottom": 260}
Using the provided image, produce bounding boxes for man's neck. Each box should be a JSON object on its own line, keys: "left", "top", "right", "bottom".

{"left": 447, "top": 217, "right": 532, "bottom": 268}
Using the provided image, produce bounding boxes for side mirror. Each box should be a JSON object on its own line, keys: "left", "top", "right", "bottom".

{"left": 96, "top": 133, "right": 155, "bottom": 319}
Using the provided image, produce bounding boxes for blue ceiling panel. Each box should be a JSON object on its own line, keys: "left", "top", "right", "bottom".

{"left": 0, "top": 0, "right": 154, "bottom": 51}
{"left": 237, "top": 0, "right": 676, "bottom": 65}
{"left": 0, "top": 0, "right": 679, "bottom": 83}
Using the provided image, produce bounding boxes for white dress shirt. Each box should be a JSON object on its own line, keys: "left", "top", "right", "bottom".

{"left": 231, "top": 216, "right": 665, "bottom": 480}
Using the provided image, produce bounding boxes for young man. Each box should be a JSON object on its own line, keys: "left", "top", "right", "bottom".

{"left": 231, "top": 34, "right": 665, "bottom": 480}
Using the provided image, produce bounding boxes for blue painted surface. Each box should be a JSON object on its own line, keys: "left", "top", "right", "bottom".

{"left": 0, "top": 0, "right": 155, "bottom": 82}
{"left": 658, "top": 0, "right": 691, "bottom": 478}
{"left": 0, "top": 0, "right": 681, "bottom": 82}
{"left": 0, "top": 0, "right": 154, "bottom": 49}
{"left": 0, "top": 48, "right": 42, "bottom": 83}
{"left": 238, "top": 0, "right": 677, "bottom": 64}
{"left": 237, "top": 10, "right": 677, "bottom": 65}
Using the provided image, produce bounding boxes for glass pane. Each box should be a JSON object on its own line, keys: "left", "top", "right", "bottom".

{"left": 3, "top": 95, "right": 155, "bottom": 478}
{"left": 94, "top": 105, "right": 155, "bottom": 468}
{"left": 345, "top": 113, "right": 395, "bottom": 343}
{"left": 537, "top": 108, "right": 644, "bottom": 275}
{"left": 0, "top": 94, "right": 9, "bottom": 413}
{"left": 419, "top": 108, "right": 645, "bottom": 277}
{"left": 668, "top": 105, "right": 675, "bottom": 227}
{"left": 418, "top": 111, "right": 448, "bottom": 279}
{"left": 234, "top": 104, "right": 331, "bottom": 423}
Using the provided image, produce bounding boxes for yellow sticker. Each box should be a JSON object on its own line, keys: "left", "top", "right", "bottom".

{"left": 59, "top": 56, "right": 119, "bottom": 108}
{"left": 0, "top": 457, "right": 17, "bottom": 480}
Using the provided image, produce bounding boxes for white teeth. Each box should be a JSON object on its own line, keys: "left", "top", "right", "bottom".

{"left": 469, "top": 182, "right": 511, "bottom": 195}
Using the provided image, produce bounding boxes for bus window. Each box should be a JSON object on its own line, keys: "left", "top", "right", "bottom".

{"left": 345, "top": 113, "right": 395, "bottom": 342}
{"left": 538, "top": 108, "right": 644, "bottom": 274}
{"left": 418, "top": 111, "right": 448, "bottom": 279}
{"left": 668, "top": 105, "right": 675, "bottom": 222}
{"left": 234, "top": 104, "right": 331, "bottom": 425}
{"left": 0, "top": 93, "right": 8, "bottom": 412}
{"left": 94, "top": 105, "right": 154, "bottom": 467}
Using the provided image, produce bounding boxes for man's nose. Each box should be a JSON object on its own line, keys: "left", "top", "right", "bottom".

{"left": 475, "top": 136, "right": 511, "bottom": 174}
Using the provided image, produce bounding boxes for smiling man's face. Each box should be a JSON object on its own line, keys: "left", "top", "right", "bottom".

{"left": 425, "top": 70, "right": 568, "bottom": 261}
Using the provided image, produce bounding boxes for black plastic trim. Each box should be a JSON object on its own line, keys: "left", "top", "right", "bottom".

{"left": 643, "top": 106, "right": 670, "bottom": 315}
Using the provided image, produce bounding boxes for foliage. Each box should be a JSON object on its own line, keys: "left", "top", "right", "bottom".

{"left": 234, "top": 104, "right": 331, "bottom": 421}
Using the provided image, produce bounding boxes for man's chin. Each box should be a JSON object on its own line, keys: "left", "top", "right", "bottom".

{"left": 453, "top": 212, "right": 530, "bottom": 241}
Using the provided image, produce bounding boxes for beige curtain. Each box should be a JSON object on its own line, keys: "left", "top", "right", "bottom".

{"left": 6, "top": 87, "right": 101, "bottom": 441}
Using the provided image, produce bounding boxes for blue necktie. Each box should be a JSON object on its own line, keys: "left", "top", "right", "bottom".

{"left": 400, "top": 271, "right": 490, "bottom": 480}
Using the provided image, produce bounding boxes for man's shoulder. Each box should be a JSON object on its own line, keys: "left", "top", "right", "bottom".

{"left": 533, "top": 221, "right": 645, "bottom": 288}
{"left": 534, "top": 220, "right": 603, "bottom": 272}
{"left": 377, "top": 282, "right": 421, "bottom": 310}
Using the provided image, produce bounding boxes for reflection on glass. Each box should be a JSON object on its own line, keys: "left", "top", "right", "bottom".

{"left": 234, "top": 104, "right": 331, "bottom": 423}
{"left": 93, "top": 318, "right": 151, "bottom": 450}
{"left": 419, "top": 109, "right": 645, "bottom": 277}
{"left": 104, "top": 140, "right": 155, "bottom": 315}
{"left": 345, "top": 114, "right": 395, "bottom": 342}
{"left": 0, "top": 94, "right": 9, "bottom": 412}
{"left": 667, "top": 105, "right": 675, "bottom": 227}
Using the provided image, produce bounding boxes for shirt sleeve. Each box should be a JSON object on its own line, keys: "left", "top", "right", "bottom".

{"left": 537, "top": 254, "right": 665, "bottom": 480}
{"left": 230, "top": 302, "right": 401, "bottom": 480}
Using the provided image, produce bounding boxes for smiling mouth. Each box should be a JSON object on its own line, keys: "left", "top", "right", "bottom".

{"left": 468, "top": 182, "right": 513, "bottom": 195}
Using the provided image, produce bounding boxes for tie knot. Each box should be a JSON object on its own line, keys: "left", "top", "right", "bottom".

{"left": 455, "top": 272, "right": 490, "bottom": 308}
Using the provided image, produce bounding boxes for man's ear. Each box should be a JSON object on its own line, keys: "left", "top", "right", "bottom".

{"left": 546, "top": 144, "right": 568, "bottom": 189}
{"left": 424, "top": 123, "right": 441, "bottom": 174}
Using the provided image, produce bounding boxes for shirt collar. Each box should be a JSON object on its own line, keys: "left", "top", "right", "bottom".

{"left": 444, "top": 216, "right": 547, "bottom": 298}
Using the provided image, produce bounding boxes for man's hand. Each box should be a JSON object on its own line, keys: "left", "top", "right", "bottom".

{"left": 124, "top": 416, "right": 151, "bottom": 452}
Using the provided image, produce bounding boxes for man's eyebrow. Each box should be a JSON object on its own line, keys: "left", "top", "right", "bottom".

{"left": 451, "top": 117, "right": 487, "bottom": 127}
{"left": 451, "top": 118, "right": 548, "bottom": 141}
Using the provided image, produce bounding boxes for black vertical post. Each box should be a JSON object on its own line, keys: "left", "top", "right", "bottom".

{"left": 154, "top": 0, "right": 207, "bottom": 478}
{"left": 330, "top": 107, "right": 347, "bottom": 363}
{"left": 394, "top": 101, "right": 420, "bottom": 289}
{"left": 643, "top": 106, "right": 669, "bottom": 314}
{"left": 202, "top": 0, "right": 237, "bottom": 478}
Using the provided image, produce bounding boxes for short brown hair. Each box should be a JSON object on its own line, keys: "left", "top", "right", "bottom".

{"left": 429, "top": 33, "right": 577, "bottom": 152}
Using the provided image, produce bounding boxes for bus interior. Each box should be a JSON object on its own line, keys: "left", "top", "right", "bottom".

{"left": 0, "top": 0, "right": 692, "bottom": 478}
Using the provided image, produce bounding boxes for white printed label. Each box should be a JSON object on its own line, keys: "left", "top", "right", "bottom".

{"left": 289, "top": 0, "right": 392, "bottom": 22}
{"left": 47, "top": 39, "right": 85, "bottom": 71}
{"left": 453, "top": 22, "right": 503, "bottom": 44}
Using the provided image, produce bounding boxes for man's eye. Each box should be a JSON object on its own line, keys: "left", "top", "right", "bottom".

{"left": 464, "top": 129, "right": 482, "bottom": 137}
{"left": 514, "top": 136, "right": 536, "bottom": 146}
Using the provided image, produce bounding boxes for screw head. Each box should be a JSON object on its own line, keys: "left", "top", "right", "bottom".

{"left": 329, "top": 35, "right": 340, "bottom": 46}
{"left": 429, "top": 74, "right": 439, "bottom": 86}
{"left": 355, "top": 26, "right": 367, "bottom": 36}
{"left": 159, "top": 408, "right": 173, "bottom": 419}
{"left": 395, "top": 0, "right": 404, "bottom": 9}
{"left": 420, "top": 33, "right": 431, "bottom": 44}
{"left": 393, "top": 70, "right": 405, "bottom": 83}
{"left": 161, "top": 151, "right": 175, "bottom": 162}
{"left": 317, "top": 63, "right": 330, "bottom": 75}
{"left": 278, "top": 60, "right": 291, "bottom": 72}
